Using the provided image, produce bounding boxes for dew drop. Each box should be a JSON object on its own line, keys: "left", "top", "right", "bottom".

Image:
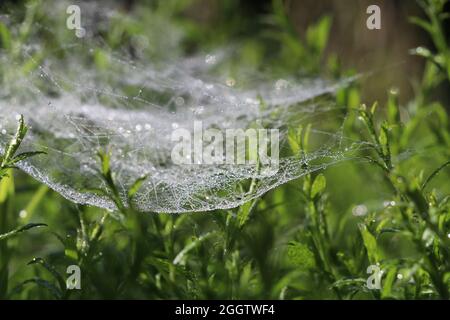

{"left": 226, "top": 78, "right": 236, "bottom": 87}
{"left": 352, "top": 204, "right": 368, "bottom": 216}
{"left": 175, "top": 97, "right": 185, "bottom": 106}
{"left": 275, "top": 79, "right": 289, "bottom": 91}
{"left": 205, "top": 54, "right": 216, "bottom": 65}
{"left": 19, "top": 210, "right": 28, "bottom": 219}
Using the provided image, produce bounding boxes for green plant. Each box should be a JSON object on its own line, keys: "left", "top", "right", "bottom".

{"left": 0, "top": 0, "right": 448, "bottom": 301}
{"left": 0, "top": 115, "right": 46, "bottom": 298}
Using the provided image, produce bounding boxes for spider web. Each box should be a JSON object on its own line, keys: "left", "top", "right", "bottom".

{"left": 0, "top": 1, "right": 362, "bottom": 213}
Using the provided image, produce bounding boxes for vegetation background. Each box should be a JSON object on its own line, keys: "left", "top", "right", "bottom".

{"left": 0, "top": 0, "right": 449, "bottom": 299}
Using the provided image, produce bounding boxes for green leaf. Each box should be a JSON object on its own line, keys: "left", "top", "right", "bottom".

{"left": 19, "top": 278, "right": 63, "bottom": 299}
{"left": 287, "top": 241, "right": 316, "bottom": 269}
{"left": 127, "top": 175, "right": 148, "bottom": 200}
{"left": 173, "top": 232, "right": 216, "bottom": 265}
{"left": 311, "top": 174, "right": 326, "bottom": 199}
{"left": 237, "top": 197, "right": 258, "bottom": 228}
{"left": 331, "top": 278, "right": 366, "bottom": 289}
{"left": 409, "top": 17, "right": 433, "bottom": 34}
{"left": 422, "top": 160, "right": 450, "bottom": 190}
{"left": 359, "top": 224, "right": 380, "bottom": 264}
{"left": 306, "top": 15, "right": 332, "bottom": 55}
{"left": 387, "top": 89, "right": 400, "bottom": 124}
{"left": 0, "top": 223, "right": 47, "bottom": 241}
{"left": 94, "top": 49, "right": 110, "bottom": 70}
{"left": 288, "top": 127, "right": 301, "bottom": 155}
{"left": 98, "top": 150, "right": 111, "bottom": 178}
{"left": 65, "top": 248, "right": 79, "bottom": 261}
{"left": 381, "top": 267, "right": 397, "bottom": 299}
{"left": 0, "top": 22, "right": 11, "bottom": 51}
{"left": 1, "top": 115, "right": 27, "bottom": 167}
{"left": 10, "top": 151, "right": 46, "bottom": 165}
{"left": 379, "top": 124, "right": 388, "bottom": 147}
{"left": 27, "top": 258, "right": 66, "bottom": 292}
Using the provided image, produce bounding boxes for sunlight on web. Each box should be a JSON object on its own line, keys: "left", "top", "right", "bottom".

{"left": 0, "top": 1, "right": 362, "bottom": 213}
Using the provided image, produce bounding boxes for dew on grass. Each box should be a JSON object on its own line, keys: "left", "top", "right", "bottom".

{"left": 205, "top": 54, "right": 216, "bottom": 65}
{"left": 19, "top": 210, "right": 28, "bottom": 219}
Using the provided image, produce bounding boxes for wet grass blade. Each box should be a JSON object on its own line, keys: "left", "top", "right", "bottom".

{"left": 0, "top": 223, "right": 47, "bottom": 241}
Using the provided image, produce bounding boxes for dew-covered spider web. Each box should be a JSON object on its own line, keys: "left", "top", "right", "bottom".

{"left": 0, "top": 0, "right": 364, "bottom": 213}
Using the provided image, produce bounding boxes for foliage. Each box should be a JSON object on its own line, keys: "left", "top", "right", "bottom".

{"left": 0, "top": 0, "right": 448, "bottom": 300}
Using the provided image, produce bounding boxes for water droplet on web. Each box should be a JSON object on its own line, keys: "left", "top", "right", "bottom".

{"left": 205, "top": 54, "right": 216, "bottom": 65}
{"left": 175, "top": 97, "right": 185, "bottom": 106}
{"left": 144, "top": 123, "right": 152, "bottom": 131}
{"left": 245, "top": 98, "right": 259, "bottom": 105}
{"left": 135, "top": 124, "right": 142, "bottom": 132}
{"left": 192, "top": 106, "right": 204, "bottom": 115}
{"left": 194, "top": 79, "right": 203, "bottom": 87}
{"left": 226, "top": 78, "right": 236, "bottom": 87}
{"left": 1, "top": 129, "right": 7, "bottom": 135}
{"left": 275, "top": 79, "right": 289, "bottom": 91}
{"left": 172, "top": 123, "right": 179, "bottom": 129}
{"left": 397, "top": 274, "right": 403, "bottom": 280}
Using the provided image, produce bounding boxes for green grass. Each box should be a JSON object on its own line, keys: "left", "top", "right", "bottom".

{"left": 0, "top": 0, "right": 449, "bottom": 299}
